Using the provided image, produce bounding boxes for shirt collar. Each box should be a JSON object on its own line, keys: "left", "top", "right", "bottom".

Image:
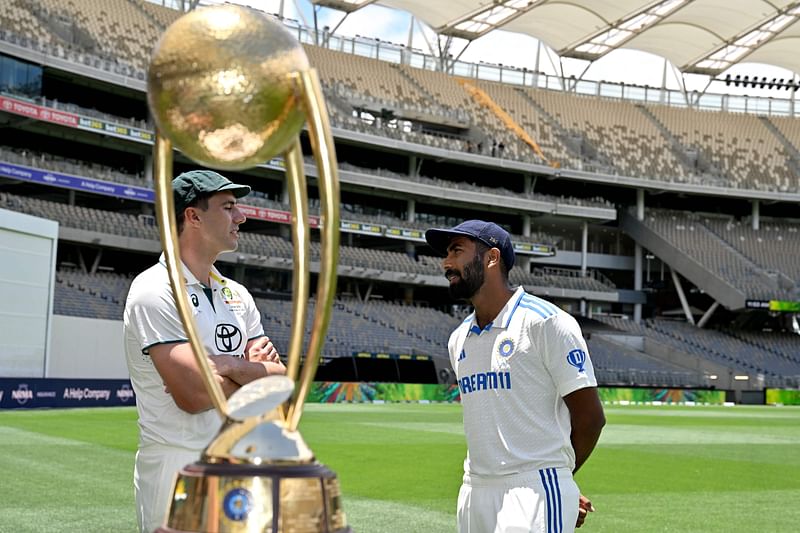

{"left": 158, "top": 252, "right": 225, "bottom": 288}
{"left": 465, "top": 286, "right": 525, "bottom": 337}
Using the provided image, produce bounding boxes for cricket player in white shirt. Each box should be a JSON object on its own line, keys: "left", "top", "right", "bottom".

{"left": 124, "top": 170, "right": 286, "bottom": 532}
{"left": 425, "top": 220, "right": 605, "bottom": 533}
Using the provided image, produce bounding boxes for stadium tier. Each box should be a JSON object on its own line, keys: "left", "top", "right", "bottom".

{"left": 1, "top": 0, "right": 799, "bottom": 393}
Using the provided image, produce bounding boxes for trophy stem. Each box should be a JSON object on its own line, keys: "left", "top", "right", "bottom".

{"left": 283, "top": 138, "right": 311, "bottom": 389}
{"left": 286, "top": 70, "right": 341, "bottom": 432}
{"left": 153, "top": 133, "right": 230, "bottom": 418}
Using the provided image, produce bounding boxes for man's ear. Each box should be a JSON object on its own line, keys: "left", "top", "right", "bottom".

{"left": 486, "top": 247, "right": 501, "bottom": 269}
{"left": 184, "top": 206, "right": 202, "bottom": 227}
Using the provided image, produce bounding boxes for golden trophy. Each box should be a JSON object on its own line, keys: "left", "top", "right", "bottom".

{"left": 146, "top": 5, "right": 347, "bottom": 532}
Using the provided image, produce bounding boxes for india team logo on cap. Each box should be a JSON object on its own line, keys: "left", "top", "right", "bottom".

{"left": 498, "top": 338, "right": 515, "bottom": 357}
{"left": 567, "top": 348, "right": 587, "bottom": 372}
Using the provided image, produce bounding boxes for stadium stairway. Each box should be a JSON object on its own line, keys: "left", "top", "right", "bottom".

{"left": 622, "top": 210, "right": 747, "bottom": 310}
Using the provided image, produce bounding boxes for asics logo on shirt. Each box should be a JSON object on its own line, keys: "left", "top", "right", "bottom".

{"left": 215, "top": 323, "right": 242, "bottom": 353}
{"left": 458, "top": 371, "right": 511, "bottom": 395}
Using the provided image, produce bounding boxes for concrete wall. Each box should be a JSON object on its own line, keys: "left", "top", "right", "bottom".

{"left": 48, "top": 316, "right": 128, "bottom": 379}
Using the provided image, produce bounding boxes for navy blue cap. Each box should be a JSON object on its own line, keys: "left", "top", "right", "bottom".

{"left": 425, "top": 220, "right": 515, "bottom": 271}
{"left": 173, "top": 170, "right": 251, "bottom": 213}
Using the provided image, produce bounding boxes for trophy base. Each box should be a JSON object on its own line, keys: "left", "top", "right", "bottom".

{"left": 156, "top": 461, "right": 350, "bottom": 533}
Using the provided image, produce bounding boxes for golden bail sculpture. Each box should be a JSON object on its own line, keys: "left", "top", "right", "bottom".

{"left": 147, "top": 5, "right": 346, "bottom": 532}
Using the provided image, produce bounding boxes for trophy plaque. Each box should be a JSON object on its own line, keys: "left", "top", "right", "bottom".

{"left": 146, "top": 5, "right": 348, "bottom": 532}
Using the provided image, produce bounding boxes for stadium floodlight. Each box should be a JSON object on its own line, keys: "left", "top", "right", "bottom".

{"left": 734, "top": 375, "right": 750, "bottom": 381}
{"left": 722, "top": 72, "right": 798, "bottom": 91}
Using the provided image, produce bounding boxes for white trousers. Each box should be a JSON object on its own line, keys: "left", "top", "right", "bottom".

{"left": 457, "top": 468, "right": 579, "bottom": 533}
{"left": 134, "top": 446, "right": 201, "bottom": 533}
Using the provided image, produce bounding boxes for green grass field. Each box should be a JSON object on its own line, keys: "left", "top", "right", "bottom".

{"left": 1, "top": 403, "right": 799, "bottom": 532}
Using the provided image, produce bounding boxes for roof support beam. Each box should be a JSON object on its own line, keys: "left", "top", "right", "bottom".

{"left": 310, "top": 0, "right": 377, "bottom": 14}
{"left": 685, "top": 2, "right": 800, "bottom": 75}
{"left": 560, "top": 0, "right": 692, "bottom": 61}
{"left": 436, "top": 0, "right": 545, "bottom": 41}
{"left": 671, "top": 268, "right": 695, "bottom": 325}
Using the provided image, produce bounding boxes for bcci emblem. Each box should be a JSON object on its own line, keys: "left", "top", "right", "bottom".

{"left": 498, "top": 338, "right": 515, "bottom": 357}
{"left": 222, "top": 487, "right": 252, "bottom": 521}
{"left": 567, "top": 348, "right": 587, "bottom": 372}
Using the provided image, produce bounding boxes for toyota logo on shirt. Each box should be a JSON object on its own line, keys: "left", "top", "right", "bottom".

{"left": 215, "top": 323, "right": 242, "bottom": 353}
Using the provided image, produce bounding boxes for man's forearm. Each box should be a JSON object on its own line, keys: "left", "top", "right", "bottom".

{"left": 215, "top": 355, "right": 285, "bottom": 386}
{"left": 571, "top": 422, "right": 603, "bottom": 473}
{"left": 564, "top": 387, "right": 606, "bottom": 473}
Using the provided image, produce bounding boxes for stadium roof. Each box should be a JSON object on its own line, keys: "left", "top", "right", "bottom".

{"left": 312, "top": 0, "right": 800, "bottom": 77}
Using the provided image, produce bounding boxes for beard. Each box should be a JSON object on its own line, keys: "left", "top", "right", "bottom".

{"left": 446, "top": 253, "right": 485, "bottom": 301}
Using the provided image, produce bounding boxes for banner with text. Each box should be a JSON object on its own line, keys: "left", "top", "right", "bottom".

{"left": 0, "top": 161, "right": 153, "bottom": 202}
{"left": 0, "top": 95, "right": 78, "bottom": 127}
{"left": 0, "top": 378, "right": 136, "bottom": 409}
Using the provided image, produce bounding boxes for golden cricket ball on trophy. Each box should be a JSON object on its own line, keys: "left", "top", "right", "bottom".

{"left": 148, "top": 4, "right": 309, "bottom": 169}
{"left": 148, "top": 4, "right": 347, "bottom": 532}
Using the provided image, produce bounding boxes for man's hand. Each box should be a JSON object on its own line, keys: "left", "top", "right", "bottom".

{"left": 576, "top": 494, "right": 595, "bottom": 528}
{"left": 247, "top": 336, "right": 280, "bottom": 363}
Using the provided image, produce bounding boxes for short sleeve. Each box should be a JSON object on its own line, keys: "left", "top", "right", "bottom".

{"left": 540, "top": 312, "right": 597, "bottom": 397}
{"left": 447, "top": 329, "right": 459, "bottom": 370}
{"left": 240, "top": 287, "right": 265, "bottom": 340}
{"left": 125, "top": 283, "right": 187, "bottom": 354}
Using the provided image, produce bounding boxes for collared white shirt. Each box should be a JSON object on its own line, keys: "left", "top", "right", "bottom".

{"left": 448, "top": 286, "right": 597, "bottom": 476}
{"left": 123, "top": 254, "right": 264, "bottom": 450}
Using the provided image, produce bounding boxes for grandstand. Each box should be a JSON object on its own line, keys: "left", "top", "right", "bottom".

{"left": 1, "top": 0, "right": 800, "bottom": 396}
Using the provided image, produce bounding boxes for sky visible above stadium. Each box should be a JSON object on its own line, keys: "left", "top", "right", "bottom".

{"left": 201, "top": 0, "right": 799, "bottom": 101}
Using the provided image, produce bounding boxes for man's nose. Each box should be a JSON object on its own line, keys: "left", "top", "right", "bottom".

{"left": 442, "top": 255, "right": 453, "bottom": 271}
{"left": 233, "top": 206, "right": 246, "bottom": 224}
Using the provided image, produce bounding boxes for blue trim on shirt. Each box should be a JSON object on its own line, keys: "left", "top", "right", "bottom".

{"left": 503, "top": 290, "right": 526, "bottom": 328}
{"left": 468, "top": 321, "right": 493, "bottom": 336}
{"left": 523, "top": 293, "right": 560, "bottom": 315}
{"left": 518, "top": 301, "right": 555, "bottom": 319}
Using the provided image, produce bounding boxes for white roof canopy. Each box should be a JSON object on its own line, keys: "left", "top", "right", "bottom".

{"left": 313, "top": 0, "right": 800, "bottom": 76}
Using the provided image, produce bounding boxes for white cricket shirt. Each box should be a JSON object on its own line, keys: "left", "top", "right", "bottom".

{"left": 123, "top": 254, "right": 265, "bottom": 451}
{"left": 449, "top": 286, "right": 597, "bottom": 477}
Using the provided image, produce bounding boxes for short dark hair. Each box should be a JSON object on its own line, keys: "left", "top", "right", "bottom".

{"left": 175, "top": 194, "right": 211, "bottom": 234}
{"left": 474, "top": 239, "right": 508, "bottom": 280}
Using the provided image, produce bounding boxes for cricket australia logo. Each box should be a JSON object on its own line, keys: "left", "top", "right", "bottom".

{"left": 567, "top": 348, "right": 587, "bottom": 372}
{"left": 497, "top": 337, "right": 515, "bottom": 357}
{"left": 215, "top": 323, "right": 242, "bottom": 353}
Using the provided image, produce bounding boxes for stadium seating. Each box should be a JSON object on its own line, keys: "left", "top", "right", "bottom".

{"left": 4, "top": 193, "right": 622, "bottom": 293}
{"left": 586, "top": 336, "right": 705, "bottom": 387}
{"left": 4, "top": 1, "right": 800, "bottom": 192}
{"left": 4, "top": 0, "right": 800, "bottom": 393}
{"left": 702, "top": 218, "right": 800, "bottom": 285}
{"left": 637, "top": 209, "right": 794, "bottom": 300}
{"left": 0, "top": 145, "right": 575, "bottom": 247}
{"left": 594, "top": 315, "right": 800, "bottom": 387}
{"left": 647, "top": 104, "right": 795, "bottom": 192}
